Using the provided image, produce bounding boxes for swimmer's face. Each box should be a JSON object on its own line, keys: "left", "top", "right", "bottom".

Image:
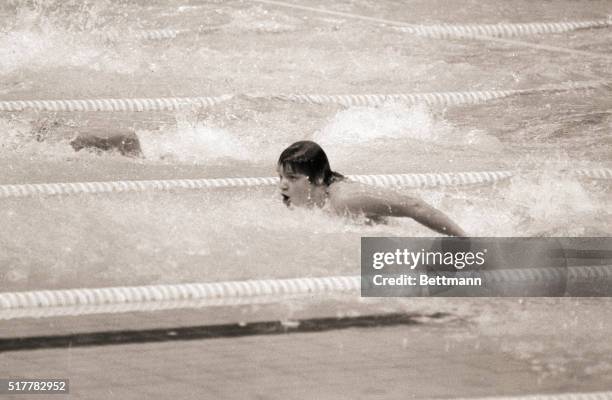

{"left": 277, "top": 165, "right": 317, "bottom": 208}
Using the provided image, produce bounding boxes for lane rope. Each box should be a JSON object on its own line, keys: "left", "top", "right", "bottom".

{"left": 0, "top": 276, "right": 361, "bottom": 320}
{"left": 455, "top": 392, "right": 612, "bottom": 400}
{"left": 101, "top": 18, "right": 611, "bottom": 41}
{"left": 252, "top": 0, "right": 612, "bottom": 61}
{"left": 101, "top": 27, "right": 221, "bottom": 41}
{"left": 0, "top": 81, "right": 606, "bottom": 112}
{"left": 0, "top": 169, "right": 610, "bottom": 199}
{"left": 393, "top": 19, "right": 612, "bottom": 38}
{"left": 0, "top": 171, "right": 513, "bottom": 198}
{"left": 102, "top": 29, "right": 185, "bottom": 41}
{"left": 0, "top": 95, "right": 233, "bottom": 112}
{"left": 2, "top": 265, "right": 611, "bottom": 319}
{"left": 272, "top": 81, "right": 606, "bottom": 107}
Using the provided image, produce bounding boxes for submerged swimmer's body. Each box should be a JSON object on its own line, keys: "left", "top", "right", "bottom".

{"left": 278, "top": 141, "right": 467, "bottom": 237}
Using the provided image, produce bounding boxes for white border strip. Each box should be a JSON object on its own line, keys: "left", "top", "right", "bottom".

{"left": 253, "top": 0, "right": 612, "bottom": 61}
{"left": 2, "top": 265, "right": 611, "bottom": 320}
{"left": 0, "top": 82, "right": 605, "bottom": 112}
{"left": 0, "top": 169, "right": 609, "bottom": 199}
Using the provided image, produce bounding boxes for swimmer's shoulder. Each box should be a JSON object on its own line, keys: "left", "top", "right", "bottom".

{"left": 328, "top": 179, "right": 394, "bottom": 199}
{"left": 328, "top": 179, "right": 360, "bottom": 198}
{"left": 327, "top": 179, "right": 418, "bottom": 216}
{"left": 327, "top": 180, "right": 379, "bottom": 213}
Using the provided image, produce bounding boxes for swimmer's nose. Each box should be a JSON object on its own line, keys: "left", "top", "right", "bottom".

{"left": 278, "top": 177, "right": 289, "bottom": 191}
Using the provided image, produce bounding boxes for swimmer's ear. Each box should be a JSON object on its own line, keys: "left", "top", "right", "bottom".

{"left": 313, "top": 176, "right": 324, "bottom": 185}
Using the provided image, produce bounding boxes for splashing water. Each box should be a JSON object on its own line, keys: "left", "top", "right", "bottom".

{"left": 314, "top": 102, "right": 502, "bottom": 150}
{"left": 0, "top": 117, "right": 31, "bottom": 151}
{"left": 447, "top": 169, "right": 610, "bottom": 237}
{"left": 0, "top": 116, "right": 80, "bottom": 158}
{"left": 138, "top": 114, "right": 253, "bottom": 164}
{"left": 311, "top": 102, "right": 504, "bottom": 172}
{"left": 0, "top": 2, "right": 140, "bottom": 74}
{"left": 315, "top": 103, "right": 448, "bottom": 144}
{"left": 498, "top": 170, "right": 609, "bottom": 236}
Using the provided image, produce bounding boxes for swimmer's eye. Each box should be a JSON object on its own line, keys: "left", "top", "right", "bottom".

{"left": 279, "top": 174, "right": 299, "bottom": 182}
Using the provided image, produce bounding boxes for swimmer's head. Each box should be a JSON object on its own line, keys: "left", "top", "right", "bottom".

{"left": 278, "top": 141, "right": 340, "bottom": 185}
{"left": 277, "top": 141, "right": 343, "bottom": 208}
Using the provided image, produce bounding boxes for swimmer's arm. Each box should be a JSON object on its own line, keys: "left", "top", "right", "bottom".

{"left": 335, "top": 192, "right": 468, "bottom": 237}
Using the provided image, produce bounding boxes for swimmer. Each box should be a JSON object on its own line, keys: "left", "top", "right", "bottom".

{"left": 70, "top": 128, "right": 142, "bottom": 158}
{"left": 277, "top": 140, "right": 468, "bottom": 237}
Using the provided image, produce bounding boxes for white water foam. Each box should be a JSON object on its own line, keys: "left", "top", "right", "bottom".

{"left": 0, "top": 116, "right": 82, "bottom": 158}
{"left": 450, "top": 168, "right": 610, "bottom": 237}
{"left": 0, "top": 5, "right": 139, "bottom": 75}
{"left": 138, "top": 114, "right": 253, "bottom": 164}
{"left": 0, "top": 117, "right": 31, "bottom": 151}
{"left": 314, "top": 102, "right": 502, "bottom": 150}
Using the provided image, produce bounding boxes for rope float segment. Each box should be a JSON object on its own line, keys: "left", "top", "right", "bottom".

{"left": 99, "top": 16, "right": 611, "bottom": 42}
{"left": 272, "top": 90, "right": 523, "bottom": 107}
{"left": 454, "top": 393, "right": 612, "bottom": 400}
{"left": 0, "top": 95, "right": 234, "bottom": 112}
{"left": 100, "top": 29, "right": 186, "bottom": 41}
{"left": 2, "top": 265, "right": 612, "bottom": 319}
{"left": 350, "top": 171, "right": 517, "bottom": 187}
{"left": 393, "top": 19, "right": 612, "bottom": 38}
{"left": 271, "top": 81, "right": 607, "bottom": 108}
{"left": 0, "top": 275, "right": 362, "bottom": 320}
{"left": 572, "top": 168, "right": 612, "bottom": 180}
{"left": 99, "top": 26, "right": 224, "bottom": 42}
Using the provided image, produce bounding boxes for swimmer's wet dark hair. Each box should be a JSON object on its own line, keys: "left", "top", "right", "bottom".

{"left": 278, "top": 141, "right": 344, "bottom": 185}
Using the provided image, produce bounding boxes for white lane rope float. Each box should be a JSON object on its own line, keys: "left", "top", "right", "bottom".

{"left": 1, "top": 265, "right": 611, "bottom": 319}
{"left": 455, "top": 392, "right": 612, "bottom": 400}
{"left": 272, "top": 81, "right": 607, "bottom": 107}
{"left": 0, "top": 81, "right": 606, "bottom": 112}
{"left": 101, "top": 27, "right": 221, "bottom": 41}
{"left": 0, "top": 171, "right": 513, "bottom": 199}
{"left": 392, "top": 19, "right": 612, "bottom": 38}
{"left": 102, "top": 29, "right": 185, "bottom": 41}
{"left": 252, "top": 0, "right": 612, "bottom": 61}
{"left": 0, "top": 169, "right": 610, "bottom": 199}
{"left": 0, "top": 276, "right": 361, "bottom": 320}
{"left": 0, "top": 95, "right": 233, "bottom": 113}
{"left": 105, "top": 18, "right": 611, "bottom": 41}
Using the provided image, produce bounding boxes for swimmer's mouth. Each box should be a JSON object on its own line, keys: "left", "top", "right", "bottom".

{"left": 281, "top": 194, "right": 291, "bottom": 206}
